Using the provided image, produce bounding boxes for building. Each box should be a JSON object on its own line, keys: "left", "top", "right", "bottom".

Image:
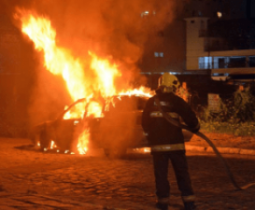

{"left": 185, "top": 16, "right": 255, "bottom": 82}
{"left": 140, "top": 0, "right": 255, "bottom": 79}
{"left": 182, "top": 0, "right": 255, "bottom": 82}
{"left": 184, "top": 0, "right": 255, "bottom": 20}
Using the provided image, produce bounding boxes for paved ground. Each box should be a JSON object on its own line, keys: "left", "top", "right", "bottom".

{"left": 1, "top": 132, "right": 255, "bottom": 210}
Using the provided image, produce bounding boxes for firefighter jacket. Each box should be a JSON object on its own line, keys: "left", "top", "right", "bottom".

{"left": 142, "top": 89, "right": 200, "bottom": 150}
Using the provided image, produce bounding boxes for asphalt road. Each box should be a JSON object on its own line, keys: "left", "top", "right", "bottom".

{"left": 0, "top": 138, "right": 255, "bottom": 210}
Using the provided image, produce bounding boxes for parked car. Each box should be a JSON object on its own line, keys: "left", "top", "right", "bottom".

{"left": 29, "top": 95, "right": 193, "bottom": 157}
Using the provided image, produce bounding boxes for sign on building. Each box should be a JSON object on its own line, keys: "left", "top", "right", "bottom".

{"left": 208, "top": 93, "right": 221, "bottom": 112}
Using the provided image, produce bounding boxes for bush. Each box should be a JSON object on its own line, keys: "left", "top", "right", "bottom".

{"left": 199, "top": 86, "right": 255, "bottom": 136}
{"left": 200, "top": 121, "right": 255, "bottom": 136}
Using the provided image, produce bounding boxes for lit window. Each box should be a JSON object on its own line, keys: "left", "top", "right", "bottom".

{"left": 199, "top": 57, "right": 212, "bottom": 69}
{"left": 141, "top": 11, "right": 150, "bottom": 17}
{"left": 154, "top": 52, "right": 159, "bottom": 57}
{"left": 159, "top": 52, "right": 164, "bottom": 57}
{"left": 217, "top": 12, "right": 222, "bottom": 18}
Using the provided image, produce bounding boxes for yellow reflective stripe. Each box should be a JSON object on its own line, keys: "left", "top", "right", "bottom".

{"left": 159, "top": 101, "right": 169, "bottom": 106}
{"left": 182, "top": 195, "right": 196, "bottom": 202}
{"left": 168, "top": 112, "right": 179, "bottom": 118}
{"left": 150, "top": 111, "right": 163, "bottom": 117}
{"left": 151, "top": 143, "right": 185, "bottom": 152}
{"left": 150, "top": 111, "right": 179, "bottom": 118}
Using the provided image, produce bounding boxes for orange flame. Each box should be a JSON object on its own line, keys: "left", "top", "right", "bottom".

{"left": 119, "top": 86, "right": 153, "bottom": 98}
{"left": 18, "top": 10, "right": 153, "bottom": 154}
{"left": 77, "top": 129, "right": 90, "bottom": 155}
{"left": 89, "top": 52, "right": 121, "bottom": 98}
{"left": 87, "top": 101, "right": 103, "bottom": 118}
{"left": 21, "top": 14, "right": 87, "bottom": 102}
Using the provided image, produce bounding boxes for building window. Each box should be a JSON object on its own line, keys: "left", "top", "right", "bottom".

{"left": 141, "top": 11, "right": 150, "bottom": 17}
{"left": 214, "top": 57, "right": 228, "bottom": 69}
{"left": 249, "top": 56, "right": 255, "bottom": 67}
{"left": 199, "top": 57, "right": 212, "bottom": 69}
{"left": 228, "top": 56, "right": 246, "bottom": 68}
{"left": 213, "top": 56, "right": 248, "bottom": 69}
{"left": 218, "top": 58, "right": 225, "bottom": 68}
{"left": 154, "top": 52, "right": 164, "bottom": 57}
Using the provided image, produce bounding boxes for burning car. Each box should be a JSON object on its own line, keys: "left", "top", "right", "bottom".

{"left": 88, "top": 94, "right": 149, "bottom": 157}
{"left": 29, "top": 94, "right": 149, "bottom": 156}
{"left": 29, "top": 93, "right": 194, "bottom": 157}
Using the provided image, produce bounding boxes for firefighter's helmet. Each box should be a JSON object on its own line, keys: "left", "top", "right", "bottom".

{"left": 158, "top": 73, "right": 180, "bottom": 92}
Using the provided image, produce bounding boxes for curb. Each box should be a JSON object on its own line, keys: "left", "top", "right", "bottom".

{"left": 185, "top": 144, "right": 255, "bottom": 156}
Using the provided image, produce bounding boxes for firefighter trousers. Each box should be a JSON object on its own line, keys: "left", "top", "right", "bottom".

{"left": 152, "top": 150, "right": 194, "bottom": 200}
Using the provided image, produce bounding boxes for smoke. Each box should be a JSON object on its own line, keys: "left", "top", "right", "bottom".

{"left": 10, "top": 0, "right": 178, "bottom": 67}
{"left": 3, "top": 0, "right": 181, "bottom": 127}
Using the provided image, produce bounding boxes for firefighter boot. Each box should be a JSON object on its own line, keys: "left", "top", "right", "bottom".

{"left": 156, "top": 197, "right": 169, "bottom": 210}
{"left": 184, "top": 202, "right": 196, "bottom": 210}
{"left": 156, "top": 202, "right": 168, "bottom": 210}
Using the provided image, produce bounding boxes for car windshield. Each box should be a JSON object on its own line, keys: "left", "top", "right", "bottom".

{"left": 63, "top": 99, "right": 86, "bottom": 119}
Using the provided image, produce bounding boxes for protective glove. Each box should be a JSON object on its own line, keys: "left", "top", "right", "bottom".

{"left": 190, "top": 123, "right": 200, "bottom": 133}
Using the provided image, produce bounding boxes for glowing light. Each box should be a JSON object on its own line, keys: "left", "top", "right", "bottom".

{"left": 50, "top": 141, "right": 55, "bottom": 149}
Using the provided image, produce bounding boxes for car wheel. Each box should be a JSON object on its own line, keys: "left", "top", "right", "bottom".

{"left": 39, "top": 129, "right": 51, "bottom": 151}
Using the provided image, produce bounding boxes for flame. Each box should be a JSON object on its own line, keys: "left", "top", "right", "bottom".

{"left": 77, "top": 129, "right": 90, "bottom": 155}
{"left": 89, "top": 52, "right": 121, "bottom": 98}
{"left": 21, "top": 14, "right": 87, "bottom": 102}
{"left": 18, "top": 10, "right": 153, "bottom": 155}
{"left": 63, "top": 102, "right": 86, "bottom": 120}
{"left": 119, "top": 86, "right": 153, "bottom": 98}
{"left": 50, "top": 140, "right": 56, "bottom": 149}
{"left": 87, "top": 101, "right": 103, "bottom": 118}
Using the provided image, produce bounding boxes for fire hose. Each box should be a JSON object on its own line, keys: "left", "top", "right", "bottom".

{"left": 155, "top": 97, "right": 255, "bottom": 190}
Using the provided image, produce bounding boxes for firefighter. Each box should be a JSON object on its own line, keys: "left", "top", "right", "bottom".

{"left": 142, "top": 73, "right": 200, "bottom": 210}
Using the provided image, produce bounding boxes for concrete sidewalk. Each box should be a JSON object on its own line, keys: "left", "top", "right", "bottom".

{"left": 185, "top": 131, "right": 255, "bottom": 156}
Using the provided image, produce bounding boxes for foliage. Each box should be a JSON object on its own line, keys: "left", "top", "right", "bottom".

{"left": 199, "top": 86, "right": 255, "bottom": 136}
{"left": 200, "top": 121, "right": 255, "bottom": 136}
